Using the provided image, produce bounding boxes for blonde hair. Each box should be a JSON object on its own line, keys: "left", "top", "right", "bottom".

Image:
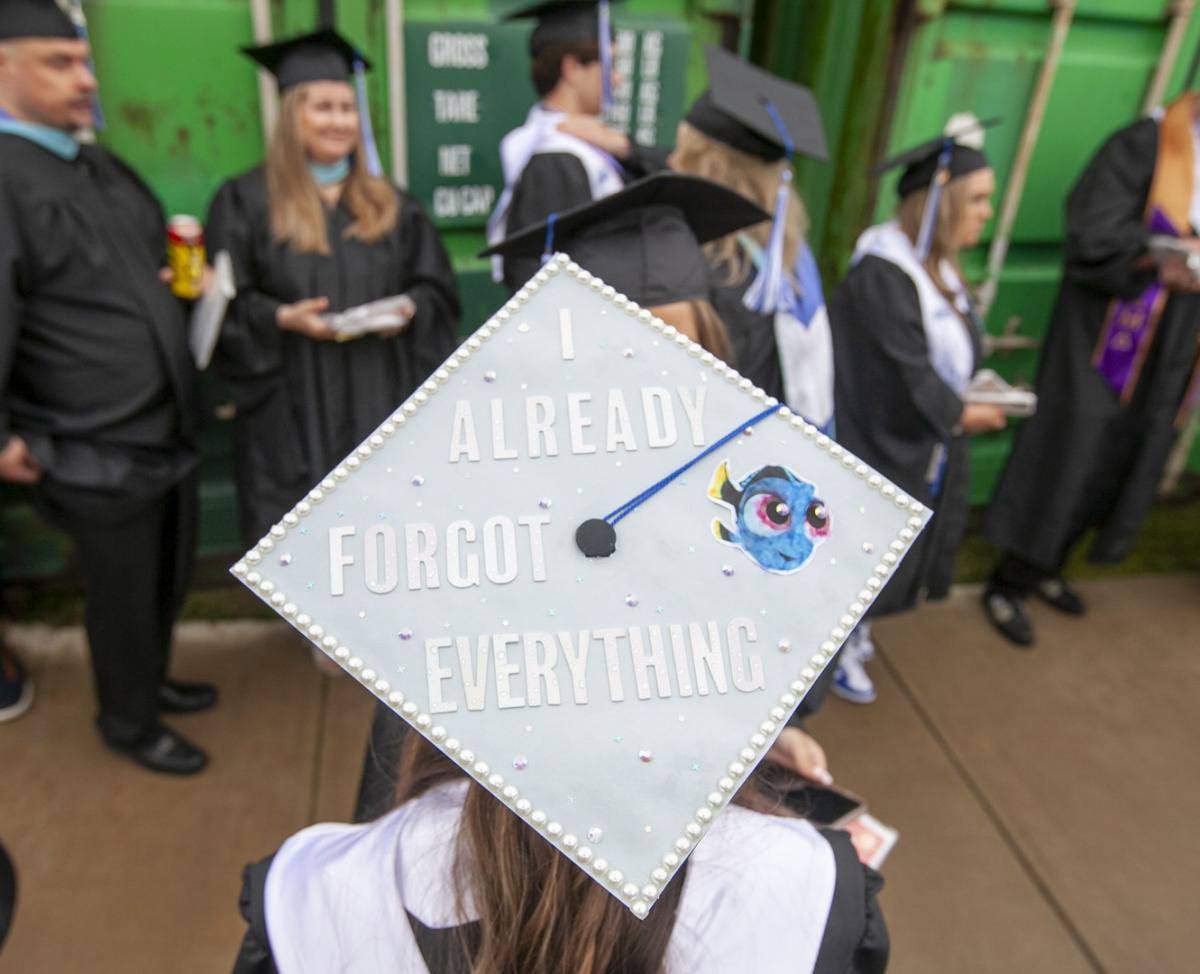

{"left": 394, "top": 733, "right": 788, "bottom": 974}
{"left": 671, "top": 120, "right": 809, "bottom": 287}
{"left": 895, "top": 177, "right": 975, "bottom": 307}
{"left": 265, "top": 84, "right": 399, "bottom": 254}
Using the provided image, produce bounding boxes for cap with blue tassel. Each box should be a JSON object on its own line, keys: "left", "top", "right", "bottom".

{"left": 243, "top": 28, "right": 383, "bottom": 177}
{"left": 876, "top": 113, "right": 997, "bottom": 260}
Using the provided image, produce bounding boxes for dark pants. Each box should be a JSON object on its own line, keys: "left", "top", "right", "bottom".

{"left": 989, "top": 550, "right": 1055, "bottom": 598}
{"left": 34, "top": 475, "right": 196, "bottom": 743}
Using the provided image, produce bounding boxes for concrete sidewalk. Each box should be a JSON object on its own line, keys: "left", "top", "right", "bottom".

{"left": 2, "top": 574, "right": 1196, "bottom": 972}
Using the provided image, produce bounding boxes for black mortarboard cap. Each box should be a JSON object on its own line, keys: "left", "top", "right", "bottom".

{"left": 876, "top": 116, "right": 999, "bottom": 197}
{"left": 480, "top": 172, "right": 770, "bottom": 306}
{"left": 495, "top": 0, "right": 621, "bottom": 57}
{"left": 0, "top": 0, "right": 78, "bottom": 41}
{"left": 242, "top": 28, "right": 370, "bottom": 92}
{"left": 685, "top": 46, "right": 827, "bottom": 162}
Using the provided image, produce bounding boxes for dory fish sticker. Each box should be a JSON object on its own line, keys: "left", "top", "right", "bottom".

{"left": 708, "top": 460, "right": 831, "bottom": 573}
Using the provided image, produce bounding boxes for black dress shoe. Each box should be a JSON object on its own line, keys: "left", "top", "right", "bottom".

{"left": 106, "top": 725, "right": 208, "bottom": 776}
{"left": 1034, "top": 577, "right": 1087, "bottom": 616}
{"left": 158, "top": 679, "right": 218, "bottom": 714}
{"left": 982, "top": 588, "right": 1035, "bottom": 647}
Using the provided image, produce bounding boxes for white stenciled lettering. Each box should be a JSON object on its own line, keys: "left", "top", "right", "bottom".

{"left": 727, "top": 617, "right": 765, "bottom": 692}
{"left": 363, "top": 524, "right": 399, "bottom": 594}
{"left": 490, "top": 399, "right": 518, "bottom": 460}
{"left": 605, "top": 388, "right": 638, "bottom": 452}
{"left": 641, "top": 387, "right": 678, "bottom": 448}
{"left": 566, "top": 392, "right": 596, "bottom": 455}
{"left": 517, "top": 514, "right": 550, "bottom": 581}
{"left": 432, "top": 185, "right": 496, "bottom": 219}
{"left": 456, "top": 635, "right": 490, "bottom": 711}
{"left": 689, "top": 621, "right": 728, "bottom": 695}
{"left": 523, "top": 632, "right": 561, "bottom": 706}
{"left": 526, "top": 396, "right": 558, "bottom": 458}
{"left": 482, "top": 516, "right": 518, "bottom": 584}
{"left": 667, "top": 624, "right": 694, "bottom": 697}
{"left": 559, "top": 308, "right": 575, "bottom": 359}
{"left": 676, "top": 385, "right": 706, "bottom": 446}
{"left": 328, "top": 526, "right": 356, "bottom": 596}
{"left": 426, "top": 637, "right": 457, "bottom": 714}
{"left": 595, "top": 627, "right": 627, "bottom": 702}
{"left": 432, "top": 89, "right": 480, "bottom": 123}
{"left": 448, "top": 399, "right": 480, "bottom": 462}
{"left": 493, "top": 633, "right": 525, "bottom": 709}
{"left": 557, "top": 630, "right": 590, "bottom": 704}
{"left": 427, "top": 32, "right": 489, "bottom": 69}
{"left": 629, "top": 626, "right": 671, "bottom": 699}
{"left": 445, "top": 520, "right": 479, "bottom": 588}
{"left": 405, "top": 523, "right": 440, "bottom": 591}
{"left": 437, "top": 144, "right": 472, "bottom": 177}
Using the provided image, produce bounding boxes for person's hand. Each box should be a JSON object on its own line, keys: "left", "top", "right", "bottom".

{"left": 1159, "top": 255, "right": 1200, "bottom": 292}
{"left": 764, "top": 727, "right": 833, "bottom": 786}
{"left": 556, "top": 114, "right": 632, "bottom": 159}
{"left": 959, "top": 402, "right": 1007, "bottom": 435}
{"left": 0, "top": 436, "right": 42, "bottom": 485}
{"left": 276, "top": 298, "right": 334, "bottom": 340}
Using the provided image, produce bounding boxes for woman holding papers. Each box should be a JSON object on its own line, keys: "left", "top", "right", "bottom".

{"left": 827, "top": 116, "right": 1005, "bottom": 698}
{"left": 206, "top": 29, "right": 460, "bottom": 551}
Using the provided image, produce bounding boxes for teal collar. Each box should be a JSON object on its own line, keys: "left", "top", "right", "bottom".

{"left": 0, "top": 113, "right": 80, "bottom": 161}
{"left": 309, "top": 157, "right": 351, "bottom": 186}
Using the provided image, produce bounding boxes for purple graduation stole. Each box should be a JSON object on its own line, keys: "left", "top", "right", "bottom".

{"left": 1092, "top": 94, "right": 1196, "bottom": 406}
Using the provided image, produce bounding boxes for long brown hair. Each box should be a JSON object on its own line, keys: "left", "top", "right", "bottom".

{"left": 670, "top": 120, "right": 809, "bottom": 288}
{"left": 265, "top": 84, "right": 399, "bottom": 255}
{"left": 394, "top": 732, "right": 787, "bottom": 974}
{"left": 895, "top": 177, "right": 975, "bottom": 308}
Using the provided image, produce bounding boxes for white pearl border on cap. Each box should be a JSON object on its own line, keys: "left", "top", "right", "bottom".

{"left": 231, "top": 252, "right": 931, "bottom": 918}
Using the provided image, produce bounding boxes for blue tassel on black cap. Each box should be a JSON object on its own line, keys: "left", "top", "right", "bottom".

{"left": 353, "top": 57, "right": 383, "bottom": 178}
{"left": 598, "top": 0, "right": 614, "bottom": 114}
{"left": 915, "top": 137, "right": 954, "bottom": 260}
{"left": 743, "top": 99, "right": 798, "bottom": 317}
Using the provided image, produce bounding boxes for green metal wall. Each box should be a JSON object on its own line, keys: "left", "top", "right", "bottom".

{"left": 753, "top": 0, "right": 1200, "bottom": 505}
{"left": 0, "top": 0, "right": 744, "bottom": 580}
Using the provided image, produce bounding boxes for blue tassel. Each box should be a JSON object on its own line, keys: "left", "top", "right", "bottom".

{"left": 598, "top": 0, "right": 614, "bottom": 114}
{"left": 743, "top": 99, "right": 799, "bottom": 317}
{"left": 541, "top": 212, "right": 558, "bottom": 264}
{"left": 915, "top": 137, "right": 954, "bottom": 260}
{"left": 353, "top": 58, "right": 383, "bottom": 178}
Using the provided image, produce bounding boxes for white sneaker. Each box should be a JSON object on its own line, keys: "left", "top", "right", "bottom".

{"left": 854, "top": 623, "right": 875, "bottom": 663}
{"left": 832, "top": 650, "right": 877, "bottom": 705}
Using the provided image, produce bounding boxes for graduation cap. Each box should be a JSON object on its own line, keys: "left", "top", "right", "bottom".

{"left": 495, "top": 0, "right": 621, "bottom": 112}
{"left": 0, "top": 0, "right": 77, "bottom": 41}
{"left": 232, "top": 244, "right": 931, "bottom": 918}
{"left": 686, "top": 46, "right": 827, "bottom": 164}
{"left": 479, "top": 172, "right": 770, "bottom": 307}
{"left": 685, "top": 46, "right": 828, "bottom": 320}
{"left": 875, "top": 113, "right": 997, "bottom": 258}
{"left": 243, "top": 29, "right": 382, "bottom": 177}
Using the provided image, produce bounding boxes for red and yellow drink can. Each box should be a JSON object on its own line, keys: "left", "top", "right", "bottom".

{"left": 166, "top": 215, "right": 206, "bottom": 300}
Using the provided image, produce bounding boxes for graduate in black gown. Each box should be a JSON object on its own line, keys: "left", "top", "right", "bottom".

{"left": 486, "top": 0, "right": 669, "bottom": 293}
{"left": 206, "top": 30, "right": 460, "bottom": 553}
{"left": 0, "top": 0, "right": 215, "bottom": 775}
{"left": 670, "top": 46, "right": 834, "bottom": 431}
{"left": 829, "top": 118, "right": 1006, "bottom": 681}
{"left": 982, "top": 94, "right": 1200, "bottom": 646}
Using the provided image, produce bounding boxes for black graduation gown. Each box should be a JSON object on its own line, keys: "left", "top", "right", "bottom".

{"left": 709, "top": 257, "right": 787, "bottom": 400}
{"left": 984, "top": 118, "right": 1200, "bottom": 571}
{"left": 829, "top": 255, "right": 982, "bottom": 617}
{"left": 230, "top": 825, "right": 888, "bottom": 974}
{"left": 0, "top": 135, "right": 199, "bottom": 519}
{"left": 205, "top": 169, "right": 461, "bottom": 546}
{"left": 501, "top": 144, "right": 670, "bottom": 292}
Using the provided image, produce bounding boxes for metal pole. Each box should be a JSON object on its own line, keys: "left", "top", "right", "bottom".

{"left": 977, "top": 0, "right": 1076, "bottom": 318}
{"left": 1143, "top": 0, "right": 1195, "bottom": 113}
{"left": 250, "top": 0, "right": 277, "bottom": 147}
{"left": 387, "top": 0, "right": 409, "bottom": 187}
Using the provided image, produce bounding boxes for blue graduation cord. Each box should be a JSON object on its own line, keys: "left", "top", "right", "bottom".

{"left": 915, "top": 136, "right": 955, "bottom": 260}
{"left": 603, "top": 403, "right": 782, "bottom": 526}
{"left": 540, "top": 213, "right": 559, "bottom": 264}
